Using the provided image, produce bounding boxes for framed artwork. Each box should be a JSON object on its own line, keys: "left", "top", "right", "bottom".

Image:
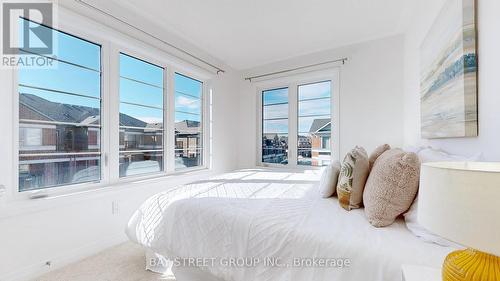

{"left": 420, "top": 0, "right": 478, "bottom": 139}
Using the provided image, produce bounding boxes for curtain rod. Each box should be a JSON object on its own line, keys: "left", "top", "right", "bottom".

{"left": 244, "top": 57, "right": 347, "bottom": 82}
{"left": 74, "top": 0, "right": 225, "bottom": 74}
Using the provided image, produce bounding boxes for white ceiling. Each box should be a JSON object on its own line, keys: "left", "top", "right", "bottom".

{"left": 103, "top": 0, "right": 416, "bottom": 70}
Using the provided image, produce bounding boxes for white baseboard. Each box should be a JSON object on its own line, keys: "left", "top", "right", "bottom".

{"left": 0, "top": 234, "right": 128, "bottom": 281}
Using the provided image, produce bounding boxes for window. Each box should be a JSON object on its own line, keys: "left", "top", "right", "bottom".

{"left": 14, "top": 16, "right": 211, "bottom": 195}
{"left": 322, "top": 136, "right": 331, "bottom": 150}
{"left": 262, "top": 88, "right": 289, "bottom": 164}
{"left": 297, "top": 81, "right": 332, "bottom": 166}
{"left": 258, "top": 77, "right": 336, "bottom": 168}
{"left": 174, "top": 73, "right": 203, "bottom": 170}
{"left": 119, "top": 54, "right": 164, "bottom": 177}
{"left": 18, "top": 19, "right": 102, "bottom": 191}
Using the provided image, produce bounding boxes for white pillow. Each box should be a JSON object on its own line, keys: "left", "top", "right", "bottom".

{"left": 404, "top": 147, "right": 481, "bottom": 247}
{"left": 319, "top": 161, "right": 341, "bottom": 198}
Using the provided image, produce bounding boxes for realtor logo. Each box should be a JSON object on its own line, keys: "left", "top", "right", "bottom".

{"left": 1, "top": 1, "right": 56, "bottom": 68}
{"left": 2, "top": 2, "right": 53, "bottom": 54}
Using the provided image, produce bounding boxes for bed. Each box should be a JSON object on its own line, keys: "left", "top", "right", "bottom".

{"left": 126, "top": 168, "right": 454, "bottom": 281}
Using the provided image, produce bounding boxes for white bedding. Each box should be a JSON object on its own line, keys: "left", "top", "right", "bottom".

{"left": 126, "top": 168, "right": 455, "bottom": 281}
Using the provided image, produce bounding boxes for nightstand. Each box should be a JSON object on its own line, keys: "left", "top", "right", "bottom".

{"left": 402, "top": 265, "right": 441, "bottom": 281}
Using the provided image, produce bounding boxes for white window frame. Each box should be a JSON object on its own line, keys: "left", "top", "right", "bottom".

{"left": 9, "top": 6, "right": 212, "bottom": 201}
{"left": 12, "top": 13, "right": 110, "bottom": 200}
{"left": 256, "top": 69, "right": 340, "bottom": 169}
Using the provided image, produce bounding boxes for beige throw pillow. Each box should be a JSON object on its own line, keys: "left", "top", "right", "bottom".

{"left": 337, "top": 146, "right": 369, "bottom": 210}
{"left": 363, "top": 149, "right": 420, "bottom": 227}
{"left": 369, "top": 144, "right": 391, "bottom": 170}
{"left": 319, "top": 161, "right": 341, "bottom": 198}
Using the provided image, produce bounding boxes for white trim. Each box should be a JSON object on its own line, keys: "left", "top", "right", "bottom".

{"left": 12, "top": 52, "right": 20, "bottom": 202}
{"left": 0, "top": 167, "right": 213, "bottom": 220}
{"left": 108, "top": 44, "right": 120, "bottom": 184}
{"left": 208, "top": 87, "right": 214, "bottom": 170}
{"left": 256, "top": 68, "right": 341, "bottom": 168}
{"left": 166, "top": 66, "right": 176, "bottom": 173}
{"left": 256, "top": 86, "right": 263, "bottom": 167}
{"left": 289, "top": 84, "right": 299, "bottom": 165}
{"left": 332, "top": 70, "right": 341, "bottom": 162}
{"left": 203, "top": 80, "right": 211, "bottom": 170}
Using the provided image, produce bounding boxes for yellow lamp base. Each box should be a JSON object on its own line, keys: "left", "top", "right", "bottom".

{"left": 443, "top": 248, "right": 500, "bottom": 281}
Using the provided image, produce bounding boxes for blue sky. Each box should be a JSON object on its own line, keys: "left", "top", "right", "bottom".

{"left": 262, "top": 81, "right": 331, "bottom": 134}
{"left": 20, "top": 18, "right": 101, "bottom": 71}
{"left": 119, "top": 53, "right": 163, "bottom": 124}
{"left": 19, "top": 24, "right": 202, "bottom": 126}
{"left": 263, "top": 87, "right": 288, "bottom": 105}
{"left": 174, "top": 73, "right": 202, "bottom": 123}
{"left": 120, "top": 56, "right": 202, "bottom": 124}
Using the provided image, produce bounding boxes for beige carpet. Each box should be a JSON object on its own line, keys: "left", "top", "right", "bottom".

{"left": 32, "top": 242, "right": 175, "bottom": 281}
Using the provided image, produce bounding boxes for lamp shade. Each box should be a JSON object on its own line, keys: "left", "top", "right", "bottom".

{"left": 418, "top": 162, "right": 500, "bottom": 257}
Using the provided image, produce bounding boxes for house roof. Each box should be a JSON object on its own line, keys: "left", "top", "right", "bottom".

{"left": 175, "top": 120, "right": 201, "bottom": 135}
{"left": 20, "top": 93, "right": 101, "bottom": 125}
{"left": 20, "top": 93, "right": 148, "bottom": 128}
{"left": 119, "top": 113, "right": 147, "bottom": 128}
{"left": 21, "top": 93, "right": 201, "bottom": 135}
{"left": 309, "top": 118, "right": 331, "bottom": 133}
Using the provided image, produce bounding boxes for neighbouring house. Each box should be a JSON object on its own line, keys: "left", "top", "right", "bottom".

{"left": 18, "top": 93, "right": 200, "bottom": 190}
{"left": 19, "top": 93, "right": 102, "bottom": 190}
{"left": 174, "top": 120, "right": 202, "bottom": 168}
{"left": 308, "top": 118, "right": 332, "bottom": 166}
{"left": 262, "top": 133, "right": 288, "bottom": 164}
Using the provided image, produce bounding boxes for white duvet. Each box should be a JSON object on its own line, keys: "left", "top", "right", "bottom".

{"left": 126, "top": 168, "right": 454, "bottom": 281}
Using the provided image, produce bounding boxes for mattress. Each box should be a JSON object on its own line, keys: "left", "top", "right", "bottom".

{"left": 126, "top": 168, "right": 454, "bottom": 281}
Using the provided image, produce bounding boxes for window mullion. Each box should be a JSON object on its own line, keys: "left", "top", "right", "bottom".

{"left": 201, "top": 82, "right": 208, "bottom": 169}
{"left": 165, "top": 67, "right": 176, "bottom": 173}
{"left": 332, "top": 75, "right": 340, "bottom": 162}
{"left": 257, "top": 89, "right": 263, "bottom": 166}
{"left": 207, "top": 87, "right": 213, "bottom": 169}
{"left": 288, "top": 83, "right": 298, "bottom": 167}
{"left": 108, "top": 45, "right": 120, "bottom": 183}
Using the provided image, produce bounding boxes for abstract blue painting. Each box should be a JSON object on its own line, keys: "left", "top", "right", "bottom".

{"left": 420, "top": 0, "right": 477, "bottom": 138}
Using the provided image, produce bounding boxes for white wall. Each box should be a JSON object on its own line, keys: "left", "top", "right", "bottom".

{"left": 0, "top": 9, "right": 241, "bottom": 281}
{"left": 237, "top": 35, "right": 406, "bottom": 168}
{"left": 403, "top": 0, "right": 500, "bottom": 161}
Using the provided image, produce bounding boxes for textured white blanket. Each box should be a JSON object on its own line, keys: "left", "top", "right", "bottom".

{"left": 127, "top": 168, "right": 454, "bottom": 281}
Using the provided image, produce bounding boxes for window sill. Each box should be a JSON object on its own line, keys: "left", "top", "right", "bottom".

{"left": 0, "top": 167, "right": 212, "bottom": 220}
{"left": 115, "top": 166, "right": 208, "bottom": 185}
{"left": 257, "top": 163, "right": 323, "bottom": 170}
